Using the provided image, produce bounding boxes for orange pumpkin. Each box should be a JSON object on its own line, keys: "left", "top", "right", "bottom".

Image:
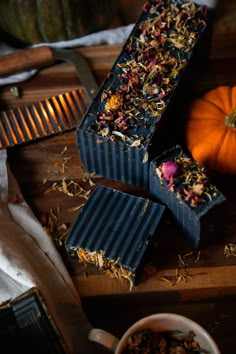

{"left": 185, "top": 86, "right": 236, "bottom": 174}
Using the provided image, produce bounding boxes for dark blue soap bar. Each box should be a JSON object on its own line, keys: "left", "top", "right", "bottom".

{"left": 149, "top": 145, "right": 226, "bottom": 248}
{"left": 65, "top": 185, "right": 165, "bottom": 286}
{"left": 77, "top": 0, "right": 211, "bottom": 188}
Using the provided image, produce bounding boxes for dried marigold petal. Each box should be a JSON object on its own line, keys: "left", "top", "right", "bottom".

{"left": 105, "top": 93, "right": 123, "bottom": 112}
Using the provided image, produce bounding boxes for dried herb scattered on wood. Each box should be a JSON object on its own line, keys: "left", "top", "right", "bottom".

{"left": 71, "top": 248, "right": 134, "bottom": 290}
{"left": 224, "top": 243, "right": 236, "bottom": 257}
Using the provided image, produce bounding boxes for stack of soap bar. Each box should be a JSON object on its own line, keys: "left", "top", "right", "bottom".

{"left": 77, "top": 0, "right": 210, "bottom": 188}
{"left": 65, "top": 185, "right": 165, "bottom": 287}
{"left": 149, "top": 145, "right": 226, "bottom": 248}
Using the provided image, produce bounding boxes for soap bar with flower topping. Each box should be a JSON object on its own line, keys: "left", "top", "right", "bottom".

{"left": 77, "top": 0, "right": 211, "bottom": 188}
{"left": 65, "top": 185, "right": 165, "bottom": 288}
{"left": 149, "top": 145, "right": 226, "bottom": 247}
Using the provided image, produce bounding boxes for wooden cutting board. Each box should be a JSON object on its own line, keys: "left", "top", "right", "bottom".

{"left": 1, "top": 6, "right": 236, "bottom": 300}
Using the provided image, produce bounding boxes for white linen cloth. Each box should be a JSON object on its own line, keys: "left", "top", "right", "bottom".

{"left": 0, "top": 24, "right": 134, "bottom": 87}
{"left": 0, "top": 149, "right": 102, "bottom": 354}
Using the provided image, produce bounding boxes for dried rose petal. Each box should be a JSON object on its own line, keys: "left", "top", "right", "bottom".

{"left": 161, "top": 161, "right": 178, "bottom": 180}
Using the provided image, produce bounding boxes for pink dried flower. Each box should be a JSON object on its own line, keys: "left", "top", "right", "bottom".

{"left": 148, "top": 59, "right": 157, "bottom": 68}
{"left": 161, "top": 161, "right": 178, "bottom": 180}
{"left": 158, "top": 92, "right": 166, "bottom": 100}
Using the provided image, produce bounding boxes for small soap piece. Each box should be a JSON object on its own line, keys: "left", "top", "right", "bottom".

{"left": 77, "top": 0, "right": 210, "bottom": 188}
{"left": 65, "top": 185, "right": 165, "bottom": 287}
{"left": 0, "top": 288, "right": 66, "bottom": 353}
{"left": 149, "top": 145, "right": 226, "bottom": 247}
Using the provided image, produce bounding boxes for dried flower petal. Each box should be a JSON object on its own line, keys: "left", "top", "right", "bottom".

{"left": 224, "top": 243, "right": 236, "bottom": 257}
{"left": 105, "top": 93, "right": 123, "bottom": 112}
{"left": 191, "top": 183, "right": 204, "bottom": 196}
{"left": 161, "top": 161, "right": 178, "bottom": 180}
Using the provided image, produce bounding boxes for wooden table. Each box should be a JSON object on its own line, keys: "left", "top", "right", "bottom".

{"left": 1, "top": 3, "right": 236, "bottom": 353}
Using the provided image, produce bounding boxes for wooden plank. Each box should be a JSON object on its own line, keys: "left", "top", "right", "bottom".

{"left": 73, "top": 265, "right": 236, "bottom": 299}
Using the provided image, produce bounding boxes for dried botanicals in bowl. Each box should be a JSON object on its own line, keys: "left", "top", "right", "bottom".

{"left": 122, "top": 328, "right": 210, "bottom": 353}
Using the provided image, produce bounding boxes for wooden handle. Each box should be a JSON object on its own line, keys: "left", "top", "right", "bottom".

{"left": 0, "top": 46, "right": 55, "bottom": 76}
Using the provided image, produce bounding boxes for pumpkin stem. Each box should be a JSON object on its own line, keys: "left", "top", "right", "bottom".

{"left": 225, "top": 108, "right": 236, "bottom": 128}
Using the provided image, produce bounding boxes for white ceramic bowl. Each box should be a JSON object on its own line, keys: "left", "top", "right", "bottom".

{"left": 89, "top": 312, "right": 221, "bottom": 353}
{"left": 116, "top": 313, "right": 221, "bottom": 354}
